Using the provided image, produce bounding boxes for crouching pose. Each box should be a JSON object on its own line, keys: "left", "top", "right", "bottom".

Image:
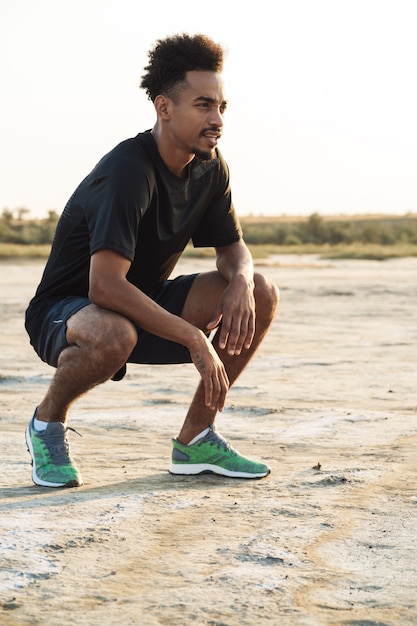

{"left": 25, "top": 33, "right": 279, "bottom": 487}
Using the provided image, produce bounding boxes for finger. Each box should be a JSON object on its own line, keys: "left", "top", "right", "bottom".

{"left": 206, "top": 313, "right": 222, "bottom": 332}
{"left": 206, "top": 365, "right": 229, "bottom": 411}
{"left": 206, "top": 303, "right": 223, "bottom": 332}
{"left": 217, "top": 368, "right": 230, "bottom": 411}
{"left": 205, "top": 370, "right": 221, "bottom": 410}
{"left": 244, "top": 313, "right": 256, "bottom": 349}
{"left": 209, "top": 369, "right": 228, "bottom": 411}
{"left": 203, "top": 372, "right": 214, "bottom": 408}
{"left": 224, "top": 312, "right": 248, "bottom": 355}
{"left": 218, "top": 311, "right": 232, "bottom": 350}
{"left": 230, "top": 313, "right": 251, "bottom": 355}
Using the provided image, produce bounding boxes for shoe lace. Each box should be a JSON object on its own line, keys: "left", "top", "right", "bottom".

{"left": 205, "top": 430, "right": 237, "bottom": 456}
{"left": 42, "top": 426, "right": 82, "bottom": 464}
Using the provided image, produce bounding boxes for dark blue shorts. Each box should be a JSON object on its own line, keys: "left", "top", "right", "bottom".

{"left": 25, "top": 274, "right": 198, "bottom": 380}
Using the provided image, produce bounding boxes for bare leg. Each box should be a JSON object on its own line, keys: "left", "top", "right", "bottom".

{"left": 178, "top": 272, "right": 279, "bottom": 443}
{"left": 36, "top": 304, "right": 138, "bottom": 423}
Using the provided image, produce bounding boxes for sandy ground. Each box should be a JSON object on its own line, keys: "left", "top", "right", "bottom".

{"left": 0, "top": 254, "right": 416, "bottom": 626}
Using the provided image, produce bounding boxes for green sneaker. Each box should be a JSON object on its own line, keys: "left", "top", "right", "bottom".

{"left": 26, "top": 412, "right": 83, "bottom": 488}
{"left": 170, "top": 426, "right": 270, "bottom": 479}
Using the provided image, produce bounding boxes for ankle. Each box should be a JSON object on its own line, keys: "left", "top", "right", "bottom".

{"left": 36, "top": 404, "right": 66, "bottom": 424}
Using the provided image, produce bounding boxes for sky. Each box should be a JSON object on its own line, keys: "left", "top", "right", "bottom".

{"left": 1, "top": 0, "right": 416, "bottom": 219}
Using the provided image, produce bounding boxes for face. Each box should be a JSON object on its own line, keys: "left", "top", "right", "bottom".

{"left": 167, "top": 71, "right": 227, "bottom": 161}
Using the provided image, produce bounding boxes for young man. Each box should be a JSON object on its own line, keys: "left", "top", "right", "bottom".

{"left": 25, "top": 34, "right": 279, "bottom": 488}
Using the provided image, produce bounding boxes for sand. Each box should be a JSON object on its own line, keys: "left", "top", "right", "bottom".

{"left": 0, "top": 254, "right": 416, "bottom": 626}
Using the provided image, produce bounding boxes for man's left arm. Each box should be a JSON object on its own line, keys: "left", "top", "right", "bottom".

{"left": 207, "top": 239, "right": 256, "bottom": 356}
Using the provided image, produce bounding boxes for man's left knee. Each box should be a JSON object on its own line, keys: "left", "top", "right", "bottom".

{"left": 254, "top": 272, "right": 280, "bottom": 317}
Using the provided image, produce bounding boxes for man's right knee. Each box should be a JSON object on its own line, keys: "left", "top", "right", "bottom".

{"left": 66, "top": 304, "right": 138, "bottom": 363}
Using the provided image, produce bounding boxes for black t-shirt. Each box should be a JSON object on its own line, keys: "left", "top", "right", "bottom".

{"left": 29, "top": 131, "right": 242, "bottom": 308}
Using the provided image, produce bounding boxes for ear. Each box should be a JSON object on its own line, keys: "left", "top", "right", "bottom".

{"left": 154, "top": 95, "right": 171, "bottom": 120}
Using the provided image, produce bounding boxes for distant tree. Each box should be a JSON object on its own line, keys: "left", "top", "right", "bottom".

{"left": 17, "top": 207, "right": 30, "bottom": 221}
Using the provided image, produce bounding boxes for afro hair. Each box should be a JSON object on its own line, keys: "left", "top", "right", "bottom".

{"left": 140, "top": 33, "right": 224, "bottom": 101}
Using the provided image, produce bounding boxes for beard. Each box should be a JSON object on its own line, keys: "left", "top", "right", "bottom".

{"left": 193, "top": 146, "right": 216, "bottom": 162}
{"left": 192, "top": 127, "right": 220, "bottom": 161}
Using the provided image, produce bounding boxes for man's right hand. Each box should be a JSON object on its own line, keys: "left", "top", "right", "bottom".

{"left": 188, "top": 332, "right": 229, "bottom": 411}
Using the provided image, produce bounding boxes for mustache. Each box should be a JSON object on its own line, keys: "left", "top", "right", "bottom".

{"left": 200, "top": 126, "right": 222, "bottom": 137}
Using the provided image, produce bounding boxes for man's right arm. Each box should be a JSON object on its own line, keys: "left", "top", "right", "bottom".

{"left": 89, "top": 248, "right": 229, "bottom": 411}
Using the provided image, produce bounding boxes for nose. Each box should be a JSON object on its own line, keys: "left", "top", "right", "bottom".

{"left": 209, "top": 106, "right": 224, "bottom": 128}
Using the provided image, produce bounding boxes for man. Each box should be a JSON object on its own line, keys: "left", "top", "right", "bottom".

{"left": 25, "top": 34, "right": 279, "bottom": 488}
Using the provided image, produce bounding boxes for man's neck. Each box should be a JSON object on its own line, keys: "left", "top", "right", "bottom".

{"left": 151, "top": 126, "right": 192, "bottom": 179}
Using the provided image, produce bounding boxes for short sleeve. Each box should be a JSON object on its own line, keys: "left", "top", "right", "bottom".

{"left": 84, "top": 148, "right": 151, "bottom": 261}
